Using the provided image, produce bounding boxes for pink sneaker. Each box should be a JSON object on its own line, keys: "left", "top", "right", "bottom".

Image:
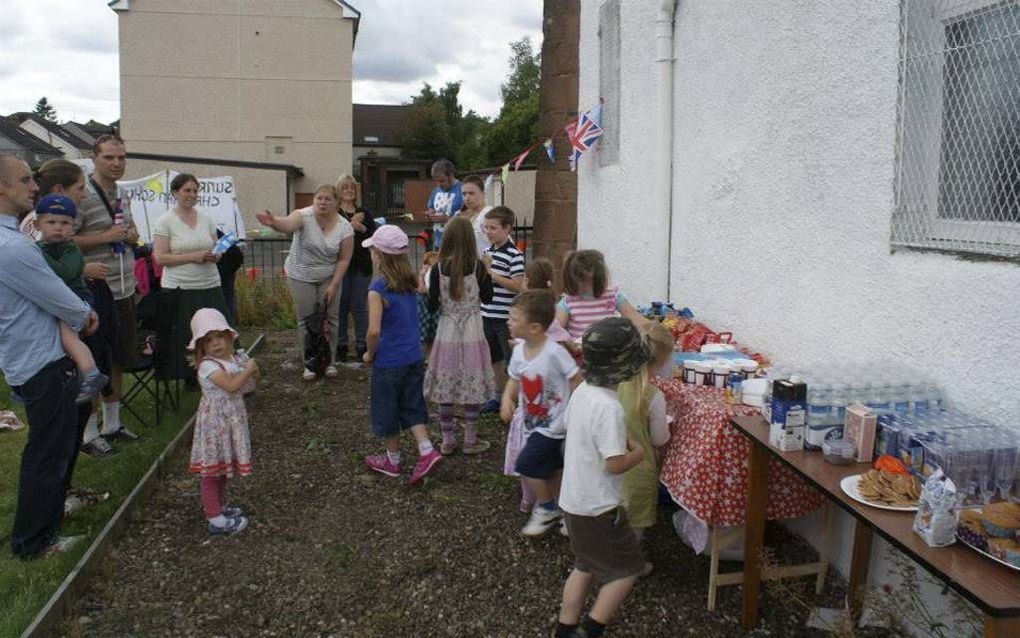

{"left": 408, "top": 450, "right": 442, "bottom": 485}
{"left": 364, "top": 454, "right": 401, "bottom": 477}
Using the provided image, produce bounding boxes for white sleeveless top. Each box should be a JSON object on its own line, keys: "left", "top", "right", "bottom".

{"left": 284, "top": 208, "right": 354, "bottom": 283}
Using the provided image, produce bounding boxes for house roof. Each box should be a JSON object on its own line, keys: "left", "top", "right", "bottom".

{"left": 9, "top": 112, "right": 93, "bottom": 150}
{"left": 0, "top": 117, "right": 63, "bottom": 156}
{"left": 352, "top": 104, "right": 411, "bottom": 147}
{"left": 67, "top": 120, "right": 119, "bottom": 139}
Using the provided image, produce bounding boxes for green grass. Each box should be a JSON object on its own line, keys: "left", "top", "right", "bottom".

{"left": 0, "top": 380, "right": 198, "bottom": 638}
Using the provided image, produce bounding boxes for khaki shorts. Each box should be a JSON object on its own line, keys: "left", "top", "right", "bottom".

{"left": 564, "top": 508, "right": 645, "bottom": 584}
{"left": 113, "top": 296, "right": 139, "bottom": 367}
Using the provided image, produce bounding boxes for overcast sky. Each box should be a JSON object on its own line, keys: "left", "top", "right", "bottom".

{"left": 0, "top": 0, "right": 543, "bottom": 124}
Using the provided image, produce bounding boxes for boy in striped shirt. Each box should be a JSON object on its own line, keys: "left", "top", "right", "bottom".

{"left": 480, "top": 206, "right": 525, "bottom": 412}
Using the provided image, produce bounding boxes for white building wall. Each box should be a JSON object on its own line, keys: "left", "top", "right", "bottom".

{"left": 579, "top": 0, "right": 1020, "bottom": 626}
{"left": 577, "top": 0, "right": 668, "bottom": 303}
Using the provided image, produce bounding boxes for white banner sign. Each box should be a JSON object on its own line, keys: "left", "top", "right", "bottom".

{"left": 110, "top": 170, "right": 246, "bottom": 243}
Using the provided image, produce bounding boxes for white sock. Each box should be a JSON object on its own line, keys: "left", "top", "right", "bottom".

{"left": 418, "top": 439, "right": 434, "bottom": 456}
{"left": 207, "top": 515, "right": 228, "bottom": 527}
{"left": 386, "top": 450, "right": 401, "bottom": 466}
{"left": 101, "top": 401, "right": 121, "bottom": 435}
{"left": 83, "top": 412, "right": 100, "bottom": 445}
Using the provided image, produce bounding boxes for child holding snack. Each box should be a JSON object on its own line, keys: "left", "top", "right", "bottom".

{"left": 188, "top": 308, "right": 258, "bottom": 535}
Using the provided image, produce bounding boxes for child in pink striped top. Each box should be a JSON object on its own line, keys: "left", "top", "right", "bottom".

{"left": 555, "top": 250, "right": 646, "bottom": 340}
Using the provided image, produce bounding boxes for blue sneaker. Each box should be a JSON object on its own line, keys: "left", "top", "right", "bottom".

{"left": 76, "top": 369, "right": 109, "bottom": 404}
{"left": 480, "top": 398, "right": 501, "bottom": 414}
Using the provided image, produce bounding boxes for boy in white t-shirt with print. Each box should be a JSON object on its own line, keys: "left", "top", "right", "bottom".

{"left": 555, "top": 317, "right": 649, "bottom": 638}
{"left": 500, "top": 289, "right": 581, "bottom": 537}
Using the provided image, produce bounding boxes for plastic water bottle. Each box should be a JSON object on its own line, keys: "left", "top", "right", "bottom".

{"left": 807, "top": 384, "right": 831, "bottom": 426}
{"left": 213, "top": 231, "right": 238, "bottom": 256}
{"left": 830, "top": 383, "right": 848, "bottom": 425}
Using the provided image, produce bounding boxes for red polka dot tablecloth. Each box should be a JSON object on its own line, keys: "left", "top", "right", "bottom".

{"left": 655, "top": 378, "right": 825, "bottom": 527}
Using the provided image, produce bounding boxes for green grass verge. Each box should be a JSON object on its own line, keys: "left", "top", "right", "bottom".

{"left": 0, "top": 380, "right": 198, "bottom": 638}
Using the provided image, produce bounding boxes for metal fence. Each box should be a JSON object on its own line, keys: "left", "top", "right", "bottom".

{"left": 242, "top": 224, "right": 535, "bottom": 281}
{"left": 893, "top": 0, "right": 1020, "bottom": 256}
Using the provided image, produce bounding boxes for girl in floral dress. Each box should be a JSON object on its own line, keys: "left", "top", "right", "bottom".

{"left": 423, "top": 216, "right": 495, "bottom": 455}
{"left": 188, "top": 308, "right": 258, "bottom": 535}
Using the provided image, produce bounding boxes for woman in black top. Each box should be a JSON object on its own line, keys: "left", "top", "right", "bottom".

{"left": 336, "top": 174, "right": 378, "bottom": 361}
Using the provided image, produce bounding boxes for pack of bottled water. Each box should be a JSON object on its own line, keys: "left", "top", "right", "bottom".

{"left": 761, "top": 362, "right": 945, "bottom": 450}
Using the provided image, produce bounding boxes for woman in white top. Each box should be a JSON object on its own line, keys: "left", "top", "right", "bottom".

{"left": 256, "top": 184, "right": 354, "bottom": 380}
{"left": 458, "top": 175, "right": 491, "bottom": 256}
{"left": 152, "top": 173, "right": 229, "bottom": 380}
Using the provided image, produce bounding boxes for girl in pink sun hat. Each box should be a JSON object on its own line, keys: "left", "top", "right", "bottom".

{"left": 187, "top": 308, "right": 259, "bottom": 534}
{"left": 361, "top": 225, "right": 442, "bottom": 484}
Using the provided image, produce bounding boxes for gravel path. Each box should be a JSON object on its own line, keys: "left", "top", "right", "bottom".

{"left": 70, "top": 332, "right": 847, "bottom": 637}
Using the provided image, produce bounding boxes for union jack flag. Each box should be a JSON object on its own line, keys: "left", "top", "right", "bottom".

{"left": 565, "top": 104, "right": 603, "bottom": 171}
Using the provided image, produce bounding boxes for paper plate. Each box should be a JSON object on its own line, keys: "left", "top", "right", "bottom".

{"left": 840, "top": 474, "right": 918, "bottom": 512}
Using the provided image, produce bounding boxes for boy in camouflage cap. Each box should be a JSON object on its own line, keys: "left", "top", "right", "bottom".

{"left": 554, "top": 318, "right": 650, "bottom": 637}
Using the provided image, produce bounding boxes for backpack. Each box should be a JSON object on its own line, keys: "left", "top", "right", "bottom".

{"left": 303, "top": 302, "right": 331, "bottom": 376}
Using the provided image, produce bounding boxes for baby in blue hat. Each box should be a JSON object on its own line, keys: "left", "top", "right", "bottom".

{"left": 35, "top": 194, "right": 108, "bottom": 402}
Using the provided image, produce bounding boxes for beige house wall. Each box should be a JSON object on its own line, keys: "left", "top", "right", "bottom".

{"left": 488, "top": 169, "right": 536, "bottom": 226}
{"left": 122, "top": 158, "right": 288, "bottom": 235}
{"left": 114, "top": 0, "right": 355, "bottom": 205}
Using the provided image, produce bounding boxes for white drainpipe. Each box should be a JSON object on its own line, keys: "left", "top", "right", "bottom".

{"left": 657, "top": 0, "right": 677, "bottom": 302}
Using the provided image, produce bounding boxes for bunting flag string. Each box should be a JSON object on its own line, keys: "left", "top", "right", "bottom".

{"left": 478, "top": 104, "right": 600, "bottom": 185}
{"left": 542, "top": 138, "right": 555, "bottom": 163}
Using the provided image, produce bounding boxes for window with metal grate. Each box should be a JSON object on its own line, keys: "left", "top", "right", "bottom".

{"left": 893, "top": 0, "right": 1020, "bottom": 256}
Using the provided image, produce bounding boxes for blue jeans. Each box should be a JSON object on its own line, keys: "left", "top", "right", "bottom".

{"left": 10, "top": 358, "right": 82, "bottom": 558}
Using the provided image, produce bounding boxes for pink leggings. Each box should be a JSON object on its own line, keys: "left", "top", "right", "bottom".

{"left": 200, "top": 476, "right": 228, "bottom": 519}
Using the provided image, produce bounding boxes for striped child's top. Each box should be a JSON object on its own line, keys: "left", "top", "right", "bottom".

{"left": 481, "top": 240, "right": 524, "bottom": 319}
{"left": 557, "top": 287, "right": 624, "bottom": 339}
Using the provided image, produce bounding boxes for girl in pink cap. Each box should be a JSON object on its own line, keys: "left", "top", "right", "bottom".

{"left": 187, "top": 307, "right": 259, "bottom": 534}
{"left": 361, "top": 225, "right": 442, "bottom": 484}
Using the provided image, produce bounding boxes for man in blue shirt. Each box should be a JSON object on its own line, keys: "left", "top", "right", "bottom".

{"left": 425, "top": 159, "right": 463, "bottom": 250}
{"left": 0, "top": 155, "right": 97, "bottom": 558}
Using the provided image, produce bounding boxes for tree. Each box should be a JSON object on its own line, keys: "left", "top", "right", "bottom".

{"left": 33, "top": 97, "right": 57, "bottom": 122}
{"left": 399, "top": 81, "right": 493, "bottom": 171}
{"left": 485, "top": 37, "right": 541, "bottom": 166}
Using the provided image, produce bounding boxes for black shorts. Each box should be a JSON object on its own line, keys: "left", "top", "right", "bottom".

{"left": 370, "top": 360, "right": 428, "bottom": 437}
{"left": 482, "top": 316, "right": 512, "bottom": 364}
{"left": 565, "top": 508, "right": 645, "bottom": 584}
{"left": 113, "top": 296, "right": 139, "bottom": 367}
{"left": 514, "top": 431, "right": 563, "bottom": 479}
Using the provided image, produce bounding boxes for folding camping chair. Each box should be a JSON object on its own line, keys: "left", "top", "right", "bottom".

{"left": 120, "top": 330, "right": 179, "bottom": 429}
{"left": 122, "top": 291, "right": 182, "bottom": 428}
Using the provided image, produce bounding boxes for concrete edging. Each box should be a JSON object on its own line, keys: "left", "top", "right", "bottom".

{"left": 20, "top": 334, "right": 265, "bottom": 638}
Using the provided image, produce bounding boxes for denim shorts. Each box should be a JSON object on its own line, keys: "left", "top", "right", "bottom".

{"left": 514, "top": 431, "right": 564, "bottom": 479}
{"left": 370, "top": 360, "right": 428, "bottom": 437}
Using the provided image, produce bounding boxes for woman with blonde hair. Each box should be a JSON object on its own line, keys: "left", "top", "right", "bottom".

{"left": 256, "top": 184, "right": 353, "bottom": 380}
{"left": 335, "top": 173, "right": 377, "bottom": 362}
